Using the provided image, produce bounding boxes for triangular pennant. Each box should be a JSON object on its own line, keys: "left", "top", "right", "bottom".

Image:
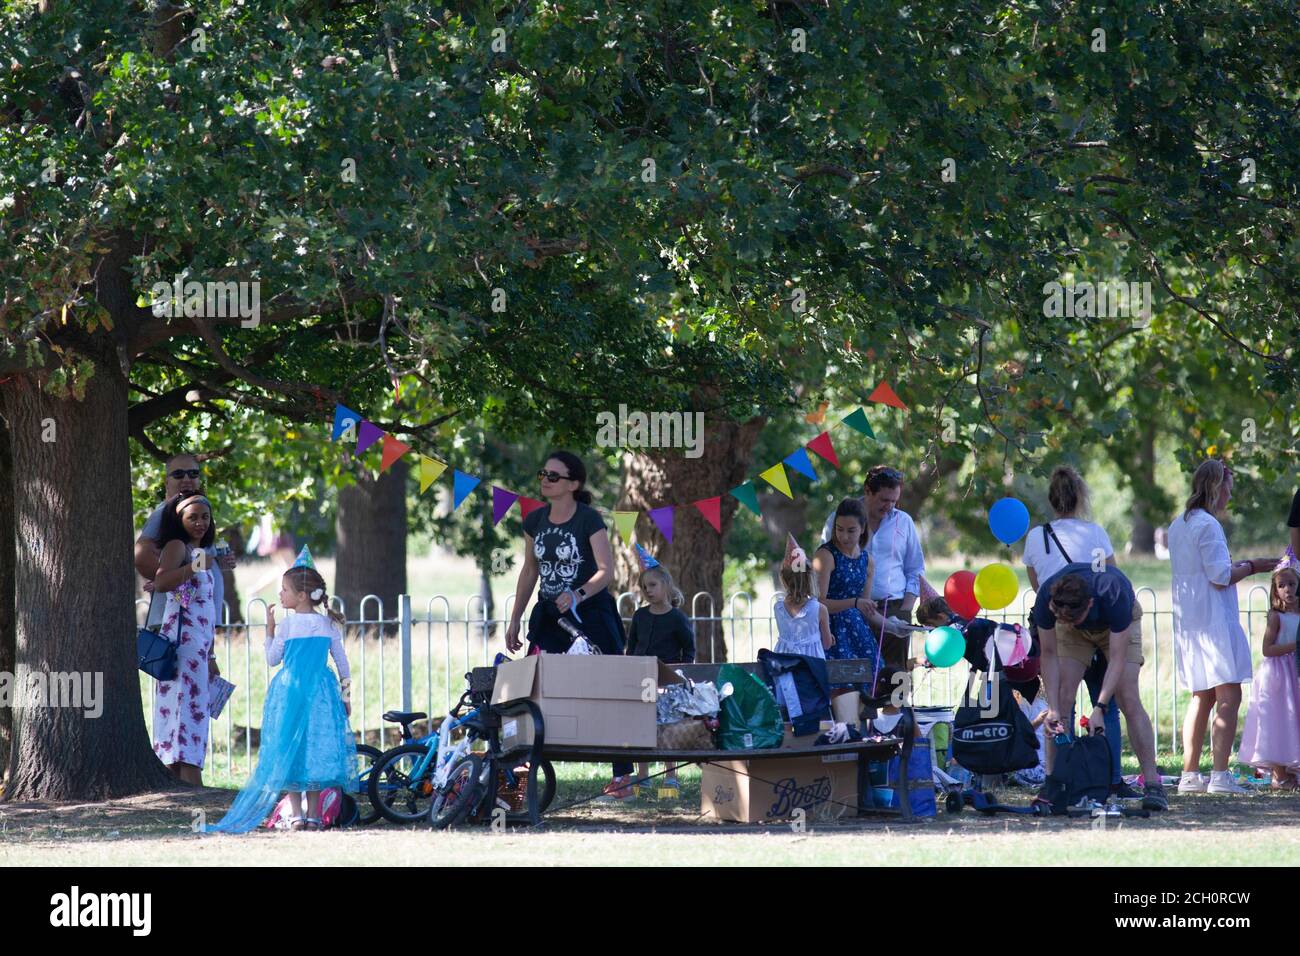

{"left": 612, "top": 511, "right": 639, "bottom": 542}
{"left": 693, "top": 497, "right": 722, "bottom": 533}
{"left": 356, "top": 420, "right": 384, "bottom": 454}
{"left": 519, "top": 496, "right": 546, "bottom": 518}
{"left": 868, "top": 381, "right": 907, "bottom": 409}
{"left": 380, "top": 434, "right": 411, "bottom": 473}
{"left": 729, "top": 482, "right": 761, "bottom": 516}
{"left": 759, "top": 463, "right": 793, "bottom": 499}
{"left": 452, "top": 470, "right": 481, "bottom": 510}
{"left": 648, "top": 506, "right": 674, "bottom": 544}
{"left": 783, "top": 447, "right": 818, "bottom": 482}
{"left": 332, "top": 404, "right": 361, "bottom": 441}
{"left": 806, "top": 430, "right": 840, "bottom": 468}
{"left": 841, "top": 407, "right": 876, "bottom": 438}
{"left": 418, "top": 456, "right": 448, "bottom": 493}
{"left": 491, "top": 486, "right": 520, "bottom": 525}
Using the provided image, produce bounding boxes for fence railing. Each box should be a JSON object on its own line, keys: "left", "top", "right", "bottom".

{"left": 139, "top": 585, "right": 1274, "bottom": 780}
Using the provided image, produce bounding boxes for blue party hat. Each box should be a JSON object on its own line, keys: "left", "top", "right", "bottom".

{"left": 634, "top": 543, "right": 660, "bottom": 571}
{"left": 291, "top": 545, "right": 316, "bottom": 570}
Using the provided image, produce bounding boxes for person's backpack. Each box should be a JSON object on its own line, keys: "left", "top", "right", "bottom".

{"left": 1039, "top": 734, "right": 1111, "bottom": 813}
{"left": 951, "top": 647, "right": 1040, "bottom": 775}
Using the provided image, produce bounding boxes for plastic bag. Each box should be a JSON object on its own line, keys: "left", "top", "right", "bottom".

{"left": 656, "top": 681, "right": 722, "bottom": 723}
{"left": 716, "top": 664, "right": 783, "bottom": 750}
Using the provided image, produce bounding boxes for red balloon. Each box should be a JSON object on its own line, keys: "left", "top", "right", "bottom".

{"left": 945, "top": 571, "right": 980, "bottom": 619}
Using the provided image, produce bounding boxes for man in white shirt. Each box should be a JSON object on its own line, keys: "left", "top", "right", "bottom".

{"left": 820, "top": 465, "right": 926, "bottom": 668}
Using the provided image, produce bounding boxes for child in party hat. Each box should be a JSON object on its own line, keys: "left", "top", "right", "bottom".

{"left": 775, "top": 532, "right": 834, "bottom": 659}
{"left": 627, "top": 543, "right": 695, "bottom": 796}
{"left": 208, "top": 545, "right": 357, "bottom": 832}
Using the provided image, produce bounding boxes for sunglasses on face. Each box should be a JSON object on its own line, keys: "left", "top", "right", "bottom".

{"left": 168, "top": 469, "right": 202, "bottom": 480}
{"left": 538, "top": 469, "right": 572, "bottom": 483}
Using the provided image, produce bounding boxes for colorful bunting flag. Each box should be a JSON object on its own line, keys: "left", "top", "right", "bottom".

{"left": 519, "top": 496, "right": 545, "bottom": 519}
{"left": 491, "top": 486, "right": 520, "bottom": 525}
{"left": 331, "top": 404, "right": 361, "bottom": 441}
{"left": 806, "top": 430, "right": 840, "bottom": 468}
{"left": 868, "top": 381, "right": 907, "bottom": 409}
{"left": 693, "top": 497, "right": 722, "bottom": 533}
{"left": 841, "top": 407, "right": 876, "bottom": 438}
{"left": 452, "top": 470, "right": 480, "bottom": 510}
{"left": 648, "top": 506, "right": 674, "bottom": 543}
{"left": 613, "top": 511, "right": 638, "bottom": 542}
{"left": 356, "top": 421, "right": 384, "bottom": 454}
{"left": 759, "top": 463, "right": 793, "bottom": 499}
{"left": 418, "top": 456, "right": 447, "bottom": 493}
{"left": 380, "top": 434, "right": 410, "bottom": 473}
{"left": 783, "top": 447, "right": 817, "bottom": 482}
{"left": 729, "top": 482, "right": 761, "bottom": 516}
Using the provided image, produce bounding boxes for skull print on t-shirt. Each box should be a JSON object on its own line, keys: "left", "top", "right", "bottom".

{"left": 523, "top": 502, "right": 606, "bottom": 600}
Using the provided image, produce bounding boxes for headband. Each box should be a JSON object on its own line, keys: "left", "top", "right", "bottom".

{"left": 176, "top": 494, "right": 212, "bottom": 515}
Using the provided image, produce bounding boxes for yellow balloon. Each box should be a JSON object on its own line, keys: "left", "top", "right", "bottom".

{"left": 974, "top": 563, "right": 1019, "bottom": 611}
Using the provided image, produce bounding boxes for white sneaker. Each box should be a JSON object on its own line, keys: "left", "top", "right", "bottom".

{"left": 1177, "top": 771, "right": 1208, "bottom": 793}
{"left": 1206, "top": 771, "right": 1250, "bottom": 794}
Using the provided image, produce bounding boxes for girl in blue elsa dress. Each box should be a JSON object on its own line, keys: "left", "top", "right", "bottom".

{"left": 208, "top": 548, "right": 357, "bottom": 833}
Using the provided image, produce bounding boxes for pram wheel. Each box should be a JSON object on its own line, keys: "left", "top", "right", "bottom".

{"left": 945, "top": 791, "right": 963, "bottom": 814}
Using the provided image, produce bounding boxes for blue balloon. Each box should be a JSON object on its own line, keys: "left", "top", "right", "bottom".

{"left": 988, "top": 497, "right": 1030, "bottom": 545}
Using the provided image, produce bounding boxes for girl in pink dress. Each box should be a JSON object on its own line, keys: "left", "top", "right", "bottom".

{"left": 1238, "top": 563, "right": 1300, "bottom": 789}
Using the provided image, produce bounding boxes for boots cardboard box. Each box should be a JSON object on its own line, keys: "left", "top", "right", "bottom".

{"left": 700, "top": 751, "right": 860, "bottom": 823}
{"left": 492, "top": 654, "right": 658, "bottom": 749}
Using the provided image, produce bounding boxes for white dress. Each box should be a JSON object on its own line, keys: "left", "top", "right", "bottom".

{"left": 774, "top": 597, "right": 826, "bottom": 659}
{"left": 1167, "top": 509, "right": 1253, "bottom": 691}
{"left": 152, "top": 566, "right": 216, "bottom": 767}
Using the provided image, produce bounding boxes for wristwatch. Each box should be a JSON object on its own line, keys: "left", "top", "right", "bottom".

{"left": 575, "top": 586, "right": 587, "bottom": 600}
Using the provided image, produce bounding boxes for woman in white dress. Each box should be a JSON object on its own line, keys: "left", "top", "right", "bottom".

{"left": 1167, "top": 461, "right": 1272, "bottom": 794}
{"left": 151, "top": 492, "right": 220, "bottom": 786}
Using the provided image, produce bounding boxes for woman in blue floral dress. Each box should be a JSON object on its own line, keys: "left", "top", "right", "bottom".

{"left": 814, "top": 498, "right": 885, "bottom": 695}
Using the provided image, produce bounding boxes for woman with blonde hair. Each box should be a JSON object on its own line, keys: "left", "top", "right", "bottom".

{"left": 1167, "top": 460, "right": 1273, "bottom": 794}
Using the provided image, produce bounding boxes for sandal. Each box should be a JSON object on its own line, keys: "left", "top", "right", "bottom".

{"left": 1270, "top": 778, "right": 1298, "bottom": 791}
{"left": 289, "top": 817, "right": 308, "bottom": 831}
{"left": 304, "top": 817, "right": 324, "bottom": 830}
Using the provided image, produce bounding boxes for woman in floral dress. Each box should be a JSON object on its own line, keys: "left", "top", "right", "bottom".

{"left": 814, "top": 498, "right": 886, "bottom": 699}
{"left": 151, "top": 492, "right": 220, "bottom": 786}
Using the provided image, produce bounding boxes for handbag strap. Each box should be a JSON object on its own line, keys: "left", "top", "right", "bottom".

{"left": 1044, "top": 523, "right": 1073, "bottom": 563}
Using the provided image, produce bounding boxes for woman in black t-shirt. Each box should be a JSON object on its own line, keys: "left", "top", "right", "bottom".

{"left": 505, "top": 451, "right": 626, "bottom": 656}
{"left": 504, "top": 451, "right": 632, "bottom": 798}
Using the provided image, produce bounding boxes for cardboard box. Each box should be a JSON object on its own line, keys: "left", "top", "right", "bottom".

{"left": 491, "top": 654, "right": 658, "bottom": 748}
{"left": 780, "top": 721, "right": 834, "bottom": 749}
{"left": 700, "top": 752, "right": 860, "bottom": 823}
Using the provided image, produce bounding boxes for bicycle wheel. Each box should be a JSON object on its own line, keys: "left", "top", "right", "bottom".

{"left": 504, "top": 759, "right": 558, "bottom": 824}
{"left": 429, "top": 753, "right": 484, "bottom": 830}
{"left": 355, "top": 744, "right": 384, "bottom": 825}
{"left": 368, "top": 742, "right": 434, "bottom": 824}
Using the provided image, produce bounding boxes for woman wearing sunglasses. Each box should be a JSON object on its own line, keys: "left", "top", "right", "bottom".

{"left": 504, "top": 450, "right": 634, "bottom": 799}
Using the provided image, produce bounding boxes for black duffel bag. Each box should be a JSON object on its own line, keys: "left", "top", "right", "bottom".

{"left": 951, "top": 647, "right": 1040, "bottom": 775}
{"left": 1039, "top": 733, "right": 1111, "bottom": 813}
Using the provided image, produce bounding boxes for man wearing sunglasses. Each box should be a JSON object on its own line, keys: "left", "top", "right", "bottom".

{"left": 819, "top": 465, "right": 926, "bottom": 666}
{"left": 134, "top": 453, "right": 237, "bottom": 624}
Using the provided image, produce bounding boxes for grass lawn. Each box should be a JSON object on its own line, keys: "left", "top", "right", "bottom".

{"left": 4, "top": 757, "right": 1299, "bottom": 866}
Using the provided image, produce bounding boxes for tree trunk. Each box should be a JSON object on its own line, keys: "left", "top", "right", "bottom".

{"left": 1129, "top": 419, "right": 1157, "bottom": 554}
{"left": 760, "top": 491, "right": 808, "bottom": 591}
{"left": 335, "top": 459, "right": 408, "bottom": 623}
{"left": 616, "top": 407, "right": 765, "bottom": 663}
{"left": 0, "top": 409, "right": 15, "bottom": 789}
{"left": 2, "top": 354, "right": 174, "bottom": 800}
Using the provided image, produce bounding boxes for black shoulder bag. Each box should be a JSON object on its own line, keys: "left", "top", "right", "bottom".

{"left": 951, "top": 645, "right": 1041, "bottom": 774}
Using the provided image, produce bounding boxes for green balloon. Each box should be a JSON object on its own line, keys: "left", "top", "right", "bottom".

{"left": 925, "top": 625, "right": 965, "bottom": 668}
